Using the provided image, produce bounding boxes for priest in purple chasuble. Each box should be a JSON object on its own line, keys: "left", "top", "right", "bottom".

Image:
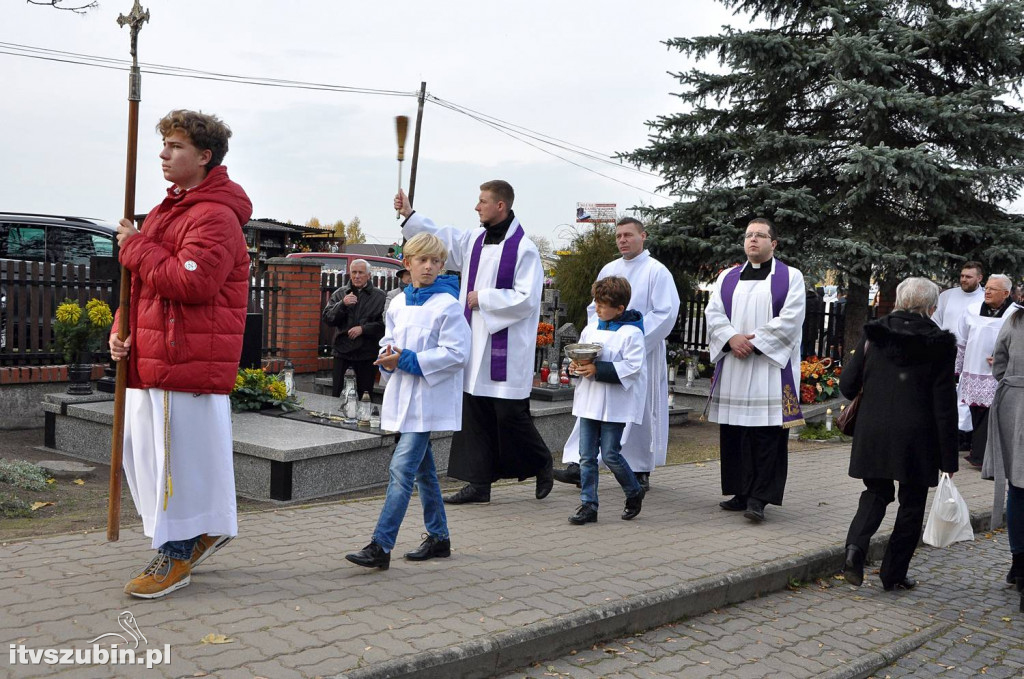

{"left": 395, "top": 181, "right": 554, "bottom": 505}
{"left": 703, "top": 218, "right": 806, "bottom": 523}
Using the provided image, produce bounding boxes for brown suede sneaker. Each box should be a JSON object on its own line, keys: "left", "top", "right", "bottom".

{"left": 190, "top": 534, "right": 234, "bottom": 569}
{"left": 124, "top": 554, "right": 191, "bottom": 599}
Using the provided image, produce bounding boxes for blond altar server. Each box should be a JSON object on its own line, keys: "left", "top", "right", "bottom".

{"left": 557, "top": 218, "right": 680, "bottom": 490}
{"left": 704, "top": 218, "right": 806, "bottom": 523}
{"left": 394, "top": 181, "right": 554, "bottom": 505}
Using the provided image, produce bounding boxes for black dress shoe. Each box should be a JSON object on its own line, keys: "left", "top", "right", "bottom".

{"left": 568, "top": 504, "right": 598, "bottom": 525}
{"left": 622, "top": 487, "right": 646, "bottom": 521}
{"left": 345, "top": 542, "right": 390, "bottom": 570}
{"left": 443, "top": 484, "right": 490, "bottom": 505}
{"left": 744, "top": 498, "right": 766, "bottom": 523}
{"left": 404, "top": 535, "right": 451, "bottom": 561}
{"left": 634, "top": 472, "right": 650, "bottom": 492}
{"left": 719, "top": 495, "right": 747, "bottom": 511}
{"left": 553, "top": 463, "right": 582, "bottom": 487}
{"left": 843, "top": 544, "right": 865, "bottom": 587}
{"left": 883, "top": 576, "right": 917, "bottom": 591}
{"left": 536, "top": 461, "right": 554, "bottom": 500}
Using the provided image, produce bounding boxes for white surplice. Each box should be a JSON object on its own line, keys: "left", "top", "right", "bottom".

{"left": 122, "top": 388, "right": 237, "bottom": 550}
{"left": 932, "top": 286, "right": 984, "bottom": 334}
{"left": 932, "top": 286, "right": 984, "bottom": 430}
{"left": 404, "top": 213, "right": 543, "bottom": 400}
{"left": 561, "top": 250, "right": 681, "bottom": 471}
{"left": 571, "top": 322, "right": 647, "bottom": 426}
{"left": 704, "top": 259, "right": 806, "bottom": 427}
{"left": 957, "top": 304, "right": 1017, "bottom": 412}
{"left": 378, "top": 291, "right": 471, "bottom": 433}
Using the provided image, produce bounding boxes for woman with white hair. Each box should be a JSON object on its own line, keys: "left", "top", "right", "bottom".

{"left": 840, "top": 277, "right": 959, "bottom": 590}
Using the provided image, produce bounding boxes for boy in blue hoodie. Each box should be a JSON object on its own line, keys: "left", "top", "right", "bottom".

{"left": 345, "top": 233, "right": 471, "bottom": 569}
{"left": 567, "top": 276, "right": 648, "bottom": 525}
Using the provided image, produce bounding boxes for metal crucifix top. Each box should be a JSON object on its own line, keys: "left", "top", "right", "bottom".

{"left": 117, "top": 0, "right": 149, "bottom": 101}
{"left": 117, "top": 0, "right": 149, "bottom": 65}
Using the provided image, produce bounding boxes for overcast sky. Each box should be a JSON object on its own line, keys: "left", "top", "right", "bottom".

{"left": 1, "top": 0, "right": 748, "bottom": 247}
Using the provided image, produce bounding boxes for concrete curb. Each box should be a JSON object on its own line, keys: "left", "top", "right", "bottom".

{"left": 334, "top": 509, "right": 993, "bottom": 679}
{"left": 817, "top": 620, "right": 956, "bottom": 679}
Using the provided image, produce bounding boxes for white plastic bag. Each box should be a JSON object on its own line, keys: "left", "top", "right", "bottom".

{"left": 922, "top": 472, "right": 974, "bottom": 548}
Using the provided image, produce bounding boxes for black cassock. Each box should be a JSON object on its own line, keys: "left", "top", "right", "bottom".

{"left": 719, "top": 424, "right": 789, "bottom": 505}
{"left": 448, "top": 393, "right": 551, "bottom": 483}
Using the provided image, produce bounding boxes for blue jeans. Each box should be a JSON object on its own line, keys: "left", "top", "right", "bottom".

{"left": 372, "top": 431, "right": 449, "bottom": 551}
{"left": 578, "top": 418, "right": 642, "bottom": 508}
{"left": 159, "top": 537, "right": 198, "bottom": 561}
{"left": 1009, "top": 483, "right": 1024, "bottom": 555}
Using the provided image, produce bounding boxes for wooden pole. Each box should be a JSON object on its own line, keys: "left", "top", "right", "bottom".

{"left": 407, "top": 81, "right": 426, "bottom": 208}
{"left": 108, "top": 0, "right": 149, "bottom": 542}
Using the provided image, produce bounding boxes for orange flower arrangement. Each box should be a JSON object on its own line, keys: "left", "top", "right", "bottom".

{"left": 537, "top": 322, "right": 555, "bottom": 347}
{"left": 799, "top": 355, "right": 842, "bottom": 403}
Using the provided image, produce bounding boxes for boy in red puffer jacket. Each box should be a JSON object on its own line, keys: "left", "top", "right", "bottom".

{"left": 109, "top": 109, "right": 252, "bottom": 599}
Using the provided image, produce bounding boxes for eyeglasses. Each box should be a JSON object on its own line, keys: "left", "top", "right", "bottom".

{"left": 744, "top": 232, "right": 771, "bottom": 241}
{"left": 984, "top": 287, "right": 1009, "bottom": 293}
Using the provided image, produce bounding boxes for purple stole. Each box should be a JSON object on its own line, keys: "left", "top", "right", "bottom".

{"left": 464, "top": 224, "right": 524, "bottom": 382}
{"left": 705, "top": 260, "right": 805, "bottom": 427}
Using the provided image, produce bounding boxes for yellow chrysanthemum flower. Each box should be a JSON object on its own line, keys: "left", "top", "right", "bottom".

{"left": 234, "top": 375, "right": 244, "bottom": 390}
{"left": 56, "top": 302, "right": 82, "bottom": 325}
{"left": 87, "top": 302, "right": 113, "bottom": 327}
{"left": 268, "top": 382, "right": 287, "bottom": 400}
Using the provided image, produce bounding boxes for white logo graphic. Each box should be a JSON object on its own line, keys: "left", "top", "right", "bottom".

{"left": 9, "top": 610, "right": 170, "bottom": 669}
{"left": 184, "top": 260, "right": 198, "bottom": 271}
{"left": 88, "top": 611, "right": 148, "bottom": 648}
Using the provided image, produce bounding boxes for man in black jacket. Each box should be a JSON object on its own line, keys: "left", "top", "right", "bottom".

{"left": 323, "top": 259, "right": 386, "bottom": 398}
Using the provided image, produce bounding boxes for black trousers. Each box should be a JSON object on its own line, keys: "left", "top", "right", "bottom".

{"left": 968, "top": 405, "right": 990, "bottom": 464}
{"left": 332, "top": 356, "right": 377, "bottom": 399}
{"left": 845, "top": 478, "right": 929, "bottom": 587}
{"left": 719, "top": 424, "right": 789, "bottom": 505}
{"left": 448, "top": 393, "right": 552, "bottom": 486}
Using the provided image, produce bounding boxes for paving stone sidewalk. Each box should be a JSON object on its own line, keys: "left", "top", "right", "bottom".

{"left": 499, "top": 528, "right": 1023, "bottom": 679}
{"left": 0, "top": 443, "right": 1001, "bottom": 679}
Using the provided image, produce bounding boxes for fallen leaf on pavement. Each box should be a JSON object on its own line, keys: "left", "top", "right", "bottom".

{"left": 73, "top": 479, "right": 85, "bottom": 485}
{"left": 200, "top": 633, "right": 233, "bottom": 645}
{"left": 30, "top": 502, "right": 54, "bottom": 511}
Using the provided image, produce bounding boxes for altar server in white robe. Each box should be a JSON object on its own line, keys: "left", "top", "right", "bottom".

{"left": 957, "top": 274, "right": 1017, "bottom": 468}
{"left": 704, "top": 218, "right": 806, "bottom": 523}
{"left": 557, "top": 218, "right": 680, "bottom": 490}
{"left": 395, "top": 181, "right": 554, "bottom": 505}
{"left": 566, "top": 276, "right": 647, "bottom": 526}
{"left": 932, "top": 260, "right": 985, "bottom": 450}
{"left": 109, "top": 109, "right": 250, "bottom": 599}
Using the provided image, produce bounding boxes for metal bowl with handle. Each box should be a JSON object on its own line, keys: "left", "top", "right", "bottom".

{"left": 564, "top": 343, "right": 603, "bottom": 365}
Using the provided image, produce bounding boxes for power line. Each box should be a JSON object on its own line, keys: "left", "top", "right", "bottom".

{"left": 2, "top": 40, "right": 673, "bottom": 200}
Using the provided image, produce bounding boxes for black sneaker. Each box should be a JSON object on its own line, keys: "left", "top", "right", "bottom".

{"left": 622, "top": 487, "right": 646, "bottom": 521}
{"left": 553, "top": 463, "right": 582, "bottom": 487}
{"left": 345, "top": 542, "right": 390, "bottom": 570}
{"left": 568, "top": 503, "right": 598, "bottom": 525}
{"left": 443, "top": 484, "right": 490, "bottom": 505}
{"left": 404, "top": 534, "right": 451, "bottom": 561}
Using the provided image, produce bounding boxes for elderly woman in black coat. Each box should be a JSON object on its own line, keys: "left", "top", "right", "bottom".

{"left": 840, "top": 277, "right": 959, "bottom": 590}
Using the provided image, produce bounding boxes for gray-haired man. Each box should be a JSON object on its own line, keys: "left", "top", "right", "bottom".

{"left": 323, "top": 259, "right": 387, "bottom": 398}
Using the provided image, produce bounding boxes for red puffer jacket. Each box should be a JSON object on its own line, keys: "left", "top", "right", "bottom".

{"left": 118, "top": 165, "right": 253, "bottom": 394}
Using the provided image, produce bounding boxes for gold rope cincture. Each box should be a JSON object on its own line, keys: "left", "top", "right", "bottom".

{"left": 162, "top": 390, "right": 174, "bottom": 510}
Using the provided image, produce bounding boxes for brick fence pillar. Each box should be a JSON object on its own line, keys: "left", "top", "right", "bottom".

{"left": 265, "top": 258, "right": 322, "bottom": 374}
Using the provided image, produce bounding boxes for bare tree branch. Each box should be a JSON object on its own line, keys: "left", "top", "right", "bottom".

{"left": 26, "top": 0, "right": 98, "bottom": 13}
